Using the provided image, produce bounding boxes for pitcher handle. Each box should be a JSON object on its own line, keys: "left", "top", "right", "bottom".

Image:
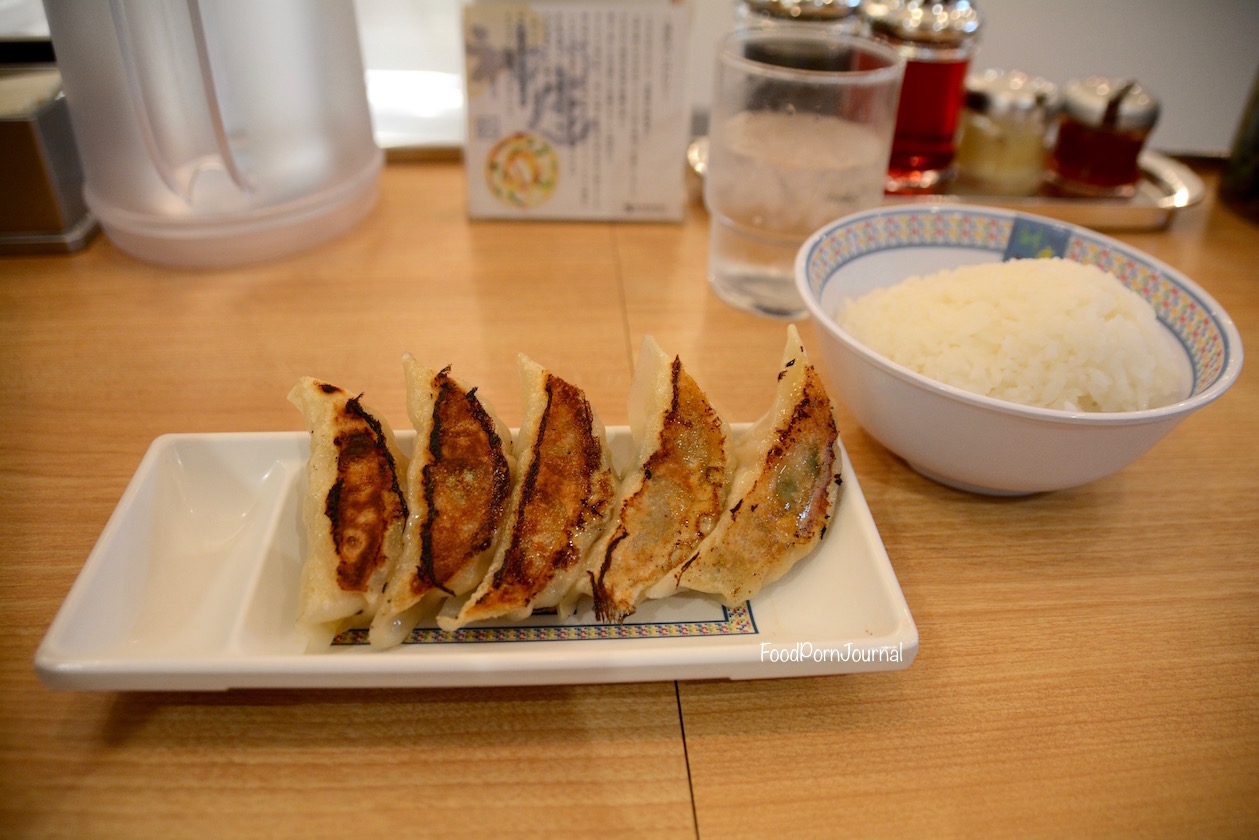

{"left": 109, "top": 0, "right": 251, "bottom": 207}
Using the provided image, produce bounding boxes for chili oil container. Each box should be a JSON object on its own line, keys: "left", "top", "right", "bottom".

{"left": 1047, "top": 77, "right": 1159, "bottom": 198}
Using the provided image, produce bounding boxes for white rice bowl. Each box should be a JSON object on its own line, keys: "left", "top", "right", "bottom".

{"left": 794, "top": 206, "right": 1243, "bottom": 495}
{"left": 837, "top": 258, "right": 1186, "bottom": 413}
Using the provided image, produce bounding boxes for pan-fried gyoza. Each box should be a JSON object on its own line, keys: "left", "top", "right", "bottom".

{"left": 584, "top": 335, "right": 732, "bottom": 623}
{"left": 289, "top": 326, "right": 843, "bottom": 650}
{"left": 672, "top": 325, "right": 842, "bottom": 606}
{"left": 289, "top": 378, "right": 409, "bottom": 649}
{"left": 369, "top": 357, "right": 514, "bottom": 649}
{"left": 439, "top": 354, "right": 616, "bottom": 630}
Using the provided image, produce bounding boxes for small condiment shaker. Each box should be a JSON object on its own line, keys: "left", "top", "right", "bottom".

{"left": 955, "top": 69, "right": 1060, "bottom": 196}
{"left": 1047, "top": 77, "right": 1160, "bottom": 198}
{"left": 736, "top": 0, "right": 869, "bottom": 36}
{"left": 863, "top": 0, "right": 983, "bottom": 193}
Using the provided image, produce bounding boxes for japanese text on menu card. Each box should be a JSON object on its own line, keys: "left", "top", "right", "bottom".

{"left": 463, "top": 1, "right": 691, "bottom": 221}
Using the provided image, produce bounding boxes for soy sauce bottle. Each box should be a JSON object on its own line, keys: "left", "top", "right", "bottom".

{"left": 738, "top": 0, "right": 870, "bottom": 73}
{"left": 737, "top": 0, "right": 869, "bottom": 38}
{"left": 863, "top": 0, "right": 983, "bottom": 193}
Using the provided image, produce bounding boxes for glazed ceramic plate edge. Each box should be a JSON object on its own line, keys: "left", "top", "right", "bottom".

{"left": 35, "top": 428, "right": 916, "bottom": 690}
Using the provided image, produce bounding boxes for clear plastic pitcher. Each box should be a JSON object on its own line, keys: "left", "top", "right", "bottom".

{"left": 43, "top": 0, "right": 382, "bottom": 267}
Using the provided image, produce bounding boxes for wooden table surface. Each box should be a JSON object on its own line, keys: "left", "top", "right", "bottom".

{"left": 1, "top": 160, "right": 1256, "bottom": 839}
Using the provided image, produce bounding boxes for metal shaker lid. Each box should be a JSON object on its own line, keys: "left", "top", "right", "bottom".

{"left": 1062, "top": 77, "right": 1160, "bottom": 131}
{"left": 743, "top": 0, "right": 864, "bottom": 21}
{"left": 862, "top": 0, "right": 982, "bottom": 45}
{"left": 965, "top": 69, "right": 1061, "bottom": 120}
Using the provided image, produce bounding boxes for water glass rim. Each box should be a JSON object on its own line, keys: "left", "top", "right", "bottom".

{"left": 717, "top": 29, "right": 906, "bottom": 84}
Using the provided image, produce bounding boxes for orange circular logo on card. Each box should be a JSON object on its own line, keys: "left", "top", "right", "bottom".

{"left": 486, "top": 132, "right": 559, "bottom": 209}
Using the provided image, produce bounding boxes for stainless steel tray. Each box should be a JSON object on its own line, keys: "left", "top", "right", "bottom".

{"left": 687, "top": 139, "right": 1204, "bottom": 232}
{"left": 884, "top": 151, "right": 1205, "bottom": 231}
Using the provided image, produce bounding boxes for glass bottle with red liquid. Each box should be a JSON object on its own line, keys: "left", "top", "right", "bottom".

{"left": 863, "top": 0, "right": 982, "bottom": 193}
{"left": 1047, "top": 78, "right": 1160, "bottom": 198}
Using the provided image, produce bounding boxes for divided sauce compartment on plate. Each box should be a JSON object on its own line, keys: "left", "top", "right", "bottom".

{"left": 36, "top": 427, "right": 917, "bottom": 691}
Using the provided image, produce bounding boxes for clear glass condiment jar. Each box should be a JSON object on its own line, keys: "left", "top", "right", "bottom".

{"left": 736, "top": 0, "right": 869, "bottom": 36}
{"left": 862, "top": 0, "right": 982, "bottom": 193}
{"left": 1047, "top": 77, "right": 1159, "bottom": 198}
{"left": 955, "top": 69, "right": 1060, "bottom": 196}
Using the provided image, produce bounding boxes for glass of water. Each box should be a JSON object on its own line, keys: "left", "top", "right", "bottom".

{"left": 705, "top": 30, "right": 904, "bottom": 318}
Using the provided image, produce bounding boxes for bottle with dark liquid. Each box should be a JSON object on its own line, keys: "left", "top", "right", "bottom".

{"left": 736, "top": 0, "right": 869, "bottom": 37}
{"left": 1219, "top": 69, "right": 1259, "bottom": 223}
{"left": 1047, "top": 78, "right": 1159, "bottom": 199}
{"left": 863, "top": 0, "right": 982, "bottom": 193}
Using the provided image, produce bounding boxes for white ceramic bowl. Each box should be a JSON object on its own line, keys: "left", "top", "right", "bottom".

{"left": 795, "top": 205, "right": 1244, "bottom": 495}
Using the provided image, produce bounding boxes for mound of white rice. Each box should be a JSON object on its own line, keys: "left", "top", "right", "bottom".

{"left": 837, "top": 258, "right": 1185, "bottom": 412}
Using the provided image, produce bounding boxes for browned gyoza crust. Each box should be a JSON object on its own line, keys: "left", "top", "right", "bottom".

{"left": 592, "top": 357, "right": 728, "bottom": 622}
{"left": 677, "top": 362, "right": 839, "bottom": 604}
{"left": 470, "top": 372, "right": 613, "bottom": 613}
{"left": 320, "top": 384, "right": 408, "bottom": 593}
{"left": 411, "top": 368, "right": 511, "bottom": 597}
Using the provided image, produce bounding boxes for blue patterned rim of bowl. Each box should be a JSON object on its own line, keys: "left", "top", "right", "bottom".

{"left": 800, "top": 206, "right": 1241, "bottom": 400}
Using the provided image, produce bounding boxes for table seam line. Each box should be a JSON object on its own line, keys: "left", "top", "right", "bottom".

{"left": 610, "top": 225, "right": 635, "bottom": 374}
{"left": 675, "top": 680, "right": 700, "bottom": 840}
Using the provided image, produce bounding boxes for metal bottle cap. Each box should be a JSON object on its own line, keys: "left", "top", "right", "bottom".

{"left": 1062, "top": 77, "right": 1160, "bottom": 132}
{"left": 743, "top": 0, "right": 864, "bottom": 21}
{"left": 965, "top": 69, "right": 1060, "bottom": 121}
{"left": 862, "top": 0, "right": 982, "bottom": 45}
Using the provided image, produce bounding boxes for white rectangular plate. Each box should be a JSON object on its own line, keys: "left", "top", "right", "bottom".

{"left": 36, "top": 427, "right": 917, "bottom": 690}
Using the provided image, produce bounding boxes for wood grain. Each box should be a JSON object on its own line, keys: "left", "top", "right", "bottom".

{"left": 2, "top": 159, "right": 1257, "bottom": 838}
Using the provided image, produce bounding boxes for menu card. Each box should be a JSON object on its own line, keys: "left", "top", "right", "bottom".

{"left": 463, "top": 0, "right": 691, "bottom": 221}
